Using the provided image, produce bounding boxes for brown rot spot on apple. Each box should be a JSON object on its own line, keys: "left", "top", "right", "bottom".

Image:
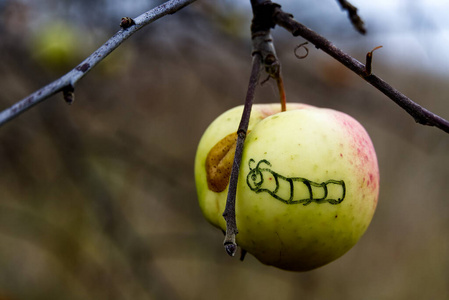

{"left": 205, "top": 132, "right": 238, "bottom": 192}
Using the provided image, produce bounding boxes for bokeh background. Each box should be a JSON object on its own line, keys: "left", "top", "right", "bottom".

{"left": 0, "top": 0, "right": 448, "bottom": 299}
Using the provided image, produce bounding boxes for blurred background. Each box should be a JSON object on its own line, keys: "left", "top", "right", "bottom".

{"left": 0, "top": 0, "right": 448, "bottom": 299}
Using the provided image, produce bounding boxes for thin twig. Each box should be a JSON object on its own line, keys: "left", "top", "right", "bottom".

{"left": 251, "top": 0, "right": 286, "bottom": 112}
{"left": 270, "top": 3, "right": 449, "bottom": 133}
{"left": 336, "top": 0, "right": 366, "bottom": 34}
{"left": 222, "top": 0, "right": 286, "bottom": 257}
{"left": 222, "top": 53, "right": 262, "bottom": 257}
{"left": 0, "top": 0, "right": 197, "bottom": 127}
{"left": 364, "top": 46, "right": 383, "bottom": 76}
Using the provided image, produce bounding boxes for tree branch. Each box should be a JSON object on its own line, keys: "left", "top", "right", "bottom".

{"left": 336, "top": 0, "right": 366, "bottom": 34}
{"left": 222, "top": 0, "right": 287, "bottom": 257}
{"left": 222, "top": 53, "right": 263, "bottom": 257}
{"left": 0, "top": 0, "right": 197, "bottom": 127}
{"left": 268, "top": 3, "right": 449, "bottom": 134}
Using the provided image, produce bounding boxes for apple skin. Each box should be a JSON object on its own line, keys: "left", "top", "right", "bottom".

{"left": 195, "top": 103, "right": 379, "bottom": 271}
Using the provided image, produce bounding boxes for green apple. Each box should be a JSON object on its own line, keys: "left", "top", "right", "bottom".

{"left": 195, "top": 103, "right": 379, "bottom": 271}
{"left": 31, "top": 21, "right": 84, "bottom": 71}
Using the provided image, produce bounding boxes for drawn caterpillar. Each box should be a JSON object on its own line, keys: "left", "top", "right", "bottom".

{"left": 246, "top": 159, "right": 346, "bottom": 205}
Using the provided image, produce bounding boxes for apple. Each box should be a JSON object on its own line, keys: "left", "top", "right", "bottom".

{"left": 30, "top": 21, "right": 85, "bottom": 72}
{"left": 195, "top": 103, "right": 379, "bottom": 271}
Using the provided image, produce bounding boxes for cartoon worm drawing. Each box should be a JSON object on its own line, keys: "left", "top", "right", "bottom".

{"left": 246, "top": 159, "right": 346, "bottom": 205}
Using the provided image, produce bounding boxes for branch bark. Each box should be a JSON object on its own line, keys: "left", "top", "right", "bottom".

{"left": 0, "top": 0, "right": 197, "bottom": 127}
{"left": 267, "top": 2, "right": 449, "bottom": 134}
{"left": 336, "top": 0, "right": 366, "bottom": 34}
{"left": 222, "top": 53, "right": 262, "bottom": 256}
{"left": 222, "top": 0, "right": 286, "bottom": 257}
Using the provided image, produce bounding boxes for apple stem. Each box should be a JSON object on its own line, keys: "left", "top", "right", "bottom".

{"left": 222, "top": 53, "right": 263, "bottom": 257}
{"left": 240, "top": 248, "right": 248, "bottom": 261}
{"left": 277, "top": 74, "right": 287, "bottom": 112}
